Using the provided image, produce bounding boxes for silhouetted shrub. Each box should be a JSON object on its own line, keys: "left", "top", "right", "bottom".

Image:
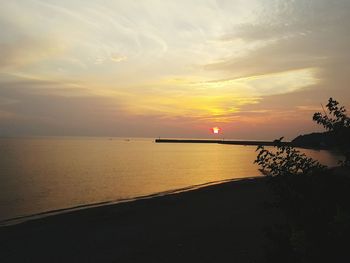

{"left": 263, "top": 170, "right": 350, "bottom": 263}
{"left": 313, "top": 98, "right": 349, "bottom": 131}
{"left": 255, "top": 98, "right": 350, "bottom": 262}
{"left": 255, "top": 137, "right": 326, "bottom": 177}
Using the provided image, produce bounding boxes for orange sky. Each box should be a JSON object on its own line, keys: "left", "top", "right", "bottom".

{"left": 0, "top": 0, "right": 349, "bottom": 139}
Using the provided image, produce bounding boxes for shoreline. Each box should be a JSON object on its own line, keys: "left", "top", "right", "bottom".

{"left": 0, "top": 176, "right": 260, "bottom": 227}
{"left": 0, "top": 176, "right": 282, "bottom": 263}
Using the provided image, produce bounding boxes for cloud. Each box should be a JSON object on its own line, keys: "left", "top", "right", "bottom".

{"left": 94, "top": 53, "right": 127, "bottom": 64}
{"left": 110, "top": 53, "right": 127, "bottom": 63}
{"left": 207, "top": 0, "right": 350, "bottom": 75}
{"left": 0, "top": 36, "right": 65, "bottom": 71}
{"left": 195, "top": 68, "right": 318, "bottom": 95}
{"left": 0, "top": 0, "right": 349, "bottom": 139}
{"left": 202, "top": 0, "right": 350, "bottom": 138}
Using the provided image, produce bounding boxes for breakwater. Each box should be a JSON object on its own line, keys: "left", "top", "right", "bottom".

{"left": 155, "top": 139, "right": 291, "bottom": 146}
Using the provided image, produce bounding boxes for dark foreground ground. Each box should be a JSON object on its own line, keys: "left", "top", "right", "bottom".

{"left": 0, "top": 177, "right": 282, "bottom": 263}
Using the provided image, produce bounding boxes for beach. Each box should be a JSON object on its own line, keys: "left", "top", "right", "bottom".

{"left": 1, "top": 1, "right": 349, "bottom": 262}
{"left": 0, "top": 177, "right": 282, "bottom": 263}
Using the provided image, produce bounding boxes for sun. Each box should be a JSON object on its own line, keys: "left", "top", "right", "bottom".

{"left": 211, "top": 127, "right": 221, "bottom": 134}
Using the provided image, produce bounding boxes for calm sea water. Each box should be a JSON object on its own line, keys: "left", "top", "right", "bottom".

{"left": 0, "top": 137, "right": 342, "bottom": 222}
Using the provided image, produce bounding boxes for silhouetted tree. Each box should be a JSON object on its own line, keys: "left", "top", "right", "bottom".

{"left": 313, "top": 98, "right": 350, "bottom": 166}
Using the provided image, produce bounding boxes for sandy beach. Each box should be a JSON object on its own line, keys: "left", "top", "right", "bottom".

{"left": 0, "top": 177, "right": 282, "bottom": 263}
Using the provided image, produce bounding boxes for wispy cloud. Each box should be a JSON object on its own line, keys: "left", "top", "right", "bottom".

{"left": 0, "top": 0, "right": 349, "bottom": 138}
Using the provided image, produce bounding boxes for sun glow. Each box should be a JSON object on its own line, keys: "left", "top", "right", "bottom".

{"left": 211, "top": 127, "right": 221, "bottom": 134}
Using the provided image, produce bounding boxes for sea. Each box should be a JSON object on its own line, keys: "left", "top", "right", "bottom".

{"left": 0, "top": 137, "right": 343, "bottom": 223}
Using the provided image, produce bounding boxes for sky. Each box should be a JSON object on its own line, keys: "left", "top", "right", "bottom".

{"left": 0, "top": 0, "right": 349, "bottom": 139}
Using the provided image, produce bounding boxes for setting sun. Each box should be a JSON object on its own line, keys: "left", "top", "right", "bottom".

{"left": 211, "top": 127, "right": 221, "bottom": 134}
{"left": 0, "top": 1, "right": 349, "bottom": 262}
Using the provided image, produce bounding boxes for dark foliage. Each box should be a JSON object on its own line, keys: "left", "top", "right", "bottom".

{"left": 263, "top": 170, "right": 350, "bottom": 263}
{"left": 313, "top": 98, "right": 350, "bottom": 166}
{"left": 255, "top": 98, "right": 350, "bottom": 262}
{"left": 313, "top": 98, "right": 350, "bottom": 131}
{"left": 255, "top": 137, "right": 326, "bottom": 177}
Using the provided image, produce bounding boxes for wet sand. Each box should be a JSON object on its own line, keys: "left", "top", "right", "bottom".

{"left": 0, "top": 177, "right": 281, "bottom": 263}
